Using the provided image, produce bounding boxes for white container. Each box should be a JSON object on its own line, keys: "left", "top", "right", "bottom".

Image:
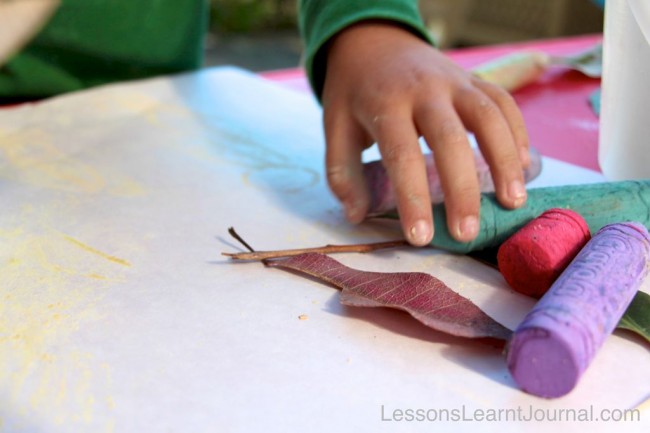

{"left": 599, "top": 0, "right": 650, "bottom": 180}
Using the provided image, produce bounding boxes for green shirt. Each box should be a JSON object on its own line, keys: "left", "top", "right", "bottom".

{"left": 0, "top": 0, "right": 208, "bottom": 98}
{"left": 299, "top": 0, "right": 434, "bottom": 99}
{"left": 1, "top": 0, "right": 431, "bottom": 99}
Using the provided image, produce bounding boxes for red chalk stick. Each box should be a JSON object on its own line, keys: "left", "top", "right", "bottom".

{"left": 497, "top": 208, "right": 591, "bottom": 298}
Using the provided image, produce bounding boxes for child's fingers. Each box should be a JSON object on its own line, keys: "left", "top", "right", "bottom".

{"left": 323, "top": 107, "right": 371, "bottom": 223}
{"left": 472, "top": 78, "right": 531, "bottom": 167}
{"left": 455, "top": 87, "right": 527, "bottom": 210}
{"left": 415, "top": 104, "right": 481, "bottom": 242}
{"left": 369, "top": 114, "right": 434, "bottom": 246}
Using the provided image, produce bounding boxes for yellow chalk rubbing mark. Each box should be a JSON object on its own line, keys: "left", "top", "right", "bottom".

{"left": 85, "top": 273, "right": 110, "bottom": 281}
{"left": 0, "top": 127, "right": 147, "bottom": 198}
{"left": 112, "top": 92, "right": 192, "bottom": 129}
{"left": 0, "top": 209, "right": 120, "bottom": 429}
{"left": 107, "top": 175, "right": 147, "bottom": 197}
{"left": 0, "top": 129, "right": 105, "bottom": 193}
{"left": 62, "top": 235, "right": 131, "bottom": 267}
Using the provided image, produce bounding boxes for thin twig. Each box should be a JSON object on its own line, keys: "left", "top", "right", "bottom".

{"left": 228, "top": 227, "right": 255, "bottom": 253}
{"left": 222, "top": 239, "right": 410, "bottom": 261}
{"left": 227, "top": 227, "right": 268, "bottom": 266}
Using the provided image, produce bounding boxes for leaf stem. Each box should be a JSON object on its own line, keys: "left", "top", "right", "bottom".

{"left": 222, "top": 239, "right": 410, "bottom": 261}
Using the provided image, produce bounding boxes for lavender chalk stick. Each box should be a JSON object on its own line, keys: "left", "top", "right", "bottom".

{"left": 506, "top": 222, "right": 650, "bottom": 398}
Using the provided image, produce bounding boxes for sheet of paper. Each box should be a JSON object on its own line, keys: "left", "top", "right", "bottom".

{"left": 0, "top": 67, "right": 647, "bottom": 432}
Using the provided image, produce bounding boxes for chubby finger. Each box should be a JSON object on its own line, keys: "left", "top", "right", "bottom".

{"left": 472, "top": 77, "right": 530, "bottom": 168}
{"left": 415, "top": 104, "right": 481, "bottom": 242}
{"left": 455, "top": 87, "right": 527, "bottom": 210}
{"left": 369, "top": 114, "right": 433, "bottom": 246}
{"left": 324, "top": 108, "right": 371, "bottom": 223}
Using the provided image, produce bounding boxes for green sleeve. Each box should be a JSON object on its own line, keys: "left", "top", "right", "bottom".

{"left": 0, "top": 0, "right": 208, "bottom": 98}
{"left": 298, "top": 0, "right": 434, "bottom": 100}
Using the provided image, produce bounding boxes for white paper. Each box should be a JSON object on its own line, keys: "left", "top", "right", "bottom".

{"left": 0, "top": 67, "right": 648, "bottom": 433}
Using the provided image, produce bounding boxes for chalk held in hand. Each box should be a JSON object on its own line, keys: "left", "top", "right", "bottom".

{"left": 364, "top": 147, "right": 542, "bottom": 216}
{"left": 506, "top": 222, "right": 650, "bottom": 398}
{"left": 423, "top": 180, "right": 650, "bottom": 254}
{"left": 497, "top": 208, "right": 591, "bottom": 298}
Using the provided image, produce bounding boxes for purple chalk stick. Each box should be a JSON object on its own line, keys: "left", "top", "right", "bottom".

{"left": 506, "top": 222, "right": 650, "bottom": 398}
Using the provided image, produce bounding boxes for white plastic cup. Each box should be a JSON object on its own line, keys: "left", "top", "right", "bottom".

{"left": 599, "top": 0, "right": 650, "bottom": 180}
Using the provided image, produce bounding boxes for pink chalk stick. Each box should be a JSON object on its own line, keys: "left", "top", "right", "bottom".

{"left": 497, "top": 208, "right": 591, "bottom": 298}
{"left": 363, "top": 147, "right": 542, "bottom": 216}
{"left": 507, "top": 222, "right": 650, "bottom": 398}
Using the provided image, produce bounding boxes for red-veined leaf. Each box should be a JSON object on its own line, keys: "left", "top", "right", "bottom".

{"left": 268, "top": 253, "right": 512, "bottom": 340}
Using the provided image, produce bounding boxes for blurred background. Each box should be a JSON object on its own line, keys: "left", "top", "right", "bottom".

{"left": 206, "top": 0, "right": 605, "bottom": 71}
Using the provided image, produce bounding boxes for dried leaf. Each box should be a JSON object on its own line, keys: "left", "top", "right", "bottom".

{"left": 618, "top": 291, "right": 650, "bottom": 344}
{"left": 268, "top": 253, "right": 512, "bottom": 340}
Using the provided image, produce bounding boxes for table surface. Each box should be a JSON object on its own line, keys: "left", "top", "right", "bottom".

{"left": 261, "top": 34, "right": 603, "bottom": 172}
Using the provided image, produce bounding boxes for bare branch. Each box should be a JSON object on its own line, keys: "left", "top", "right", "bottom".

{"left": 222, "top": 239, "right": 410, "bottom": 261}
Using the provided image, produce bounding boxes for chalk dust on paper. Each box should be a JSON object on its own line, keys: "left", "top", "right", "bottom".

{"left": 0, "top": 127, "right": 146, "bottom": 197}
{"left": 181, "top": 115, "right": 321, "bottom": 194}
{"left": 0, "top": 221, "right": 129, "bottom": 430}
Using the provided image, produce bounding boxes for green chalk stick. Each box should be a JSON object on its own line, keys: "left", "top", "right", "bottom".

{"left": 389, "top": 180, "right": 650, "bottom": 254}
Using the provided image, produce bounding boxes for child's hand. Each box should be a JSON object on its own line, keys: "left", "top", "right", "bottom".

{"left": 322, "top": 21, "right": 530, "bottom": 246}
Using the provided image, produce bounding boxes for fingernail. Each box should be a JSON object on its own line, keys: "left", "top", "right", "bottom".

{"left": 344, "top": 203, "right": 356, "bottom": 222}
{"left": 458, "top": 215, "right": 479, "bottom": 240}
{"left": 409, "top": 220, "right": 433, "bottom": 246}
{"left": 509, "top": 180, "right": 527, "bottom": 207}
{"left": 344, "top": 201, "right": 363, "bottom": 223}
